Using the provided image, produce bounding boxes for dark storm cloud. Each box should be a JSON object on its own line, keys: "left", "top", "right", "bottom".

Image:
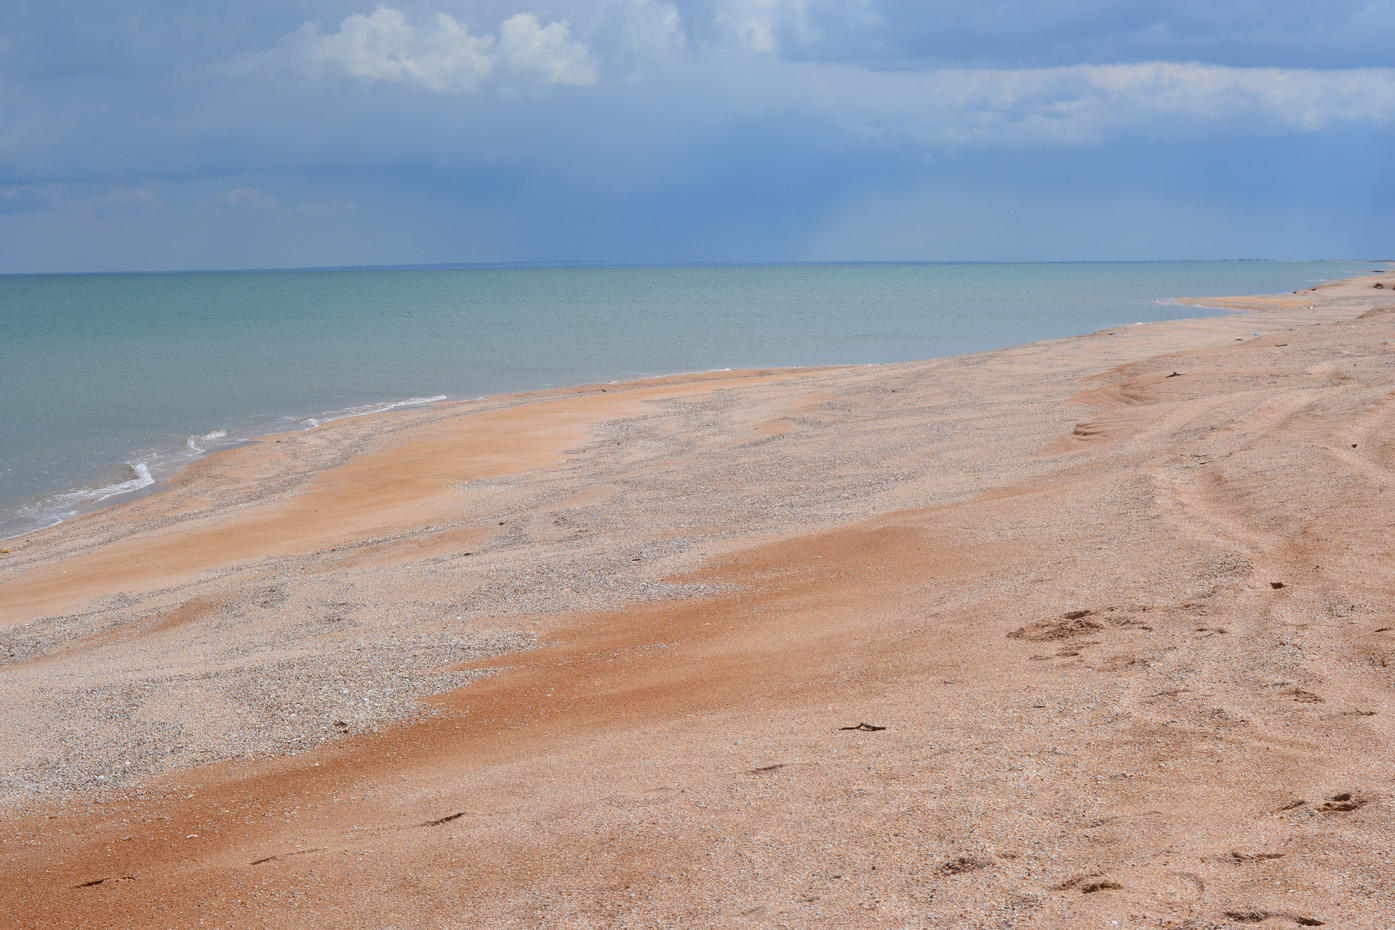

{"left": 0, "top": 1, "right": 1391, "bottom": 271}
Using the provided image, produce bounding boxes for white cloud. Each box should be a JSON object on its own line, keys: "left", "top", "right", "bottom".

{"left": 0, "top": 187, "right": 52, "bottom": 213}
{"left": 6, "top": 186, "right": 166, "bottom": 213}
{"left": 279, "top": 6, "right": 494, "bottom": 92}
{"left": 254, "top": 5, "right": 597, "bottom": 93}
{"left": 235, "top": 4, "right": 1395, "bottom": 145}
{"left": 706, "top": 0, "right": 880, "bottom": 54}
{"left": 715, "top": 0, "right": 814, "bottom": 53}
{"left": 91, "top": 188, "right": 163, "bottom": 209}
{"left": 790, "top": 61, "right": 1395, "bottom": 147}
{"left": 217, "top": 187, "right": 278, "bottom": 209}
{"left": 198, "top": 187, "right": 356, "bottom": 216}
{"left": 584, "top": 0, "right": 685, "bottom": 75}
{"left": 498, "top": 13, "right": 598, "bottom": 86}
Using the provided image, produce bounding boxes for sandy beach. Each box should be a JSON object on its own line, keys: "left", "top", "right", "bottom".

{"left": 4, "top": 270, "right": 1395, "bottom": 928}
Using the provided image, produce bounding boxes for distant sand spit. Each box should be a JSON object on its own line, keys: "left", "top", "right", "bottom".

{"left": 3, "top": 270, "right": 1395, "bottom": 927}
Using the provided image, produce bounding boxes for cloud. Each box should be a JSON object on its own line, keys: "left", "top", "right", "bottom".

{"left": 715, "top": 0, "right": 814, "bottom": 52}
{"left": 790, "top": 61, "right": 1395, "bottom": 147}
{"left": 498, "top": 13, "right": 598, "bottom": 85}
{"left": 271, "top": 6, "right": 495, "bottom": 92}
{"left": 250, "top": 5, "right": 597, "bottom": 93}
{"left": 88, "top": 188, "right": 164, "bottom": 209}
{"left": 217, "top": 186, "right": 278, "bottom": 209}
{"left": 237, "top": 7, "right": 1395, "bottom": 139}
{"left": 0, "top": 185, "right": 163, "bottom": 214}
{"left": 583, "top": 0, "right": 685, "bottom": 75}
{"left": 3, "top": 2, "right": 1394, "bottom": 273}
{"left": 0, "top": 187, "right": 52, "bottom": 213}
{"left": 198, "top": 186, "right": 356, "bottom": 216}
{"left": 6, "top": 2, "right": 1394, "bottom": 90}
{"left": 856, "top": 0, "right": 1395, "bottom": 70}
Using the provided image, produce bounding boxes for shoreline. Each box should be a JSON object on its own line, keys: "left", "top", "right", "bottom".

{"left": 4, "top": 262, "right": 1382, "bottom": 547}
{"left": 0, "top": 366, "right": 859, "bottom": 546}
{"left": 4, "top": 268, "right": 1395, "bottom": 927}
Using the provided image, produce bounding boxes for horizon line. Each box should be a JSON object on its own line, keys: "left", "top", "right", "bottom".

{"left": 3, "top": 257, "right": 1393, "bottom": 279}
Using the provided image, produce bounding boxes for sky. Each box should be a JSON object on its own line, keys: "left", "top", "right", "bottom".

{"left": 1, "top": 0, "right": 1393, "bottom": 272}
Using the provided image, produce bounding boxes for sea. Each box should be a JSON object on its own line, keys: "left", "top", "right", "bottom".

{"left": 0, "top": 261, "right": 1383, "bottom": 540}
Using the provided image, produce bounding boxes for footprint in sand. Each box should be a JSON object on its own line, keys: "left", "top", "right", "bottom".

{"left": 1284, "top": 687, "right": 1324, "bottom": 704}
{"left": 1223, "top": 908, "right": 1324, "bottom": 926}
{"left": 1052, "top": 873, "right": 1123, "bottom": 894}
{"left": 1315, "top": 792, "right": 1365, "bottom": 813}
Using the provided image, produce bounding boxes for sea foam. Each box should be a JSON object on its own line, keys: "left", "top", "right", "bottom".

{"left": 318, "top": 395, "right": 449, "bottom": 423}
{"left": 49, "top": 461, "right": 156, "bottom": 507}
{"left": 186, "top": 429, "right": 230, "bottom": 452}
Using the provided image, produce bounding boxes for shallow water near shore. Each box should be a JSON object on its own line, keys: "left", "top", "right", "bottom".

{"left": 0, "top": 260, "right": 1379, "bottom": 539}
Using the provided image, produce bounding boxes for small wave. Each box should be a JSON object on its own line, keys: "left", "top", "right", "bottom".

{"left": 2, "top": 462, "right": 156, "bottom": 541}
{"left": 185, "top": 429, "right": 229, "bottom": 452}
{"left": 47, "top": 462, "right": 155, "bottom": 509}
{"left": 379, "top": 394, "right": 448, "bottom": 412}
{"left": 317, "top": 395, "right": 448, "bottom": 424}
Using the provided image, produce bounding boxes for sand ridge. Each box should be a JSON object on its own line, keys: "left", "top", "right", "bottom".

{"left": 3, "top": 269, "right": 1395, "bottom": 927}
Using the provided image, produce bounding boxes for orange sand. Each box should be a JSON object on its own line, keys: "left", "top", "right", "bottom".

{"left": 3, "top": 271, "right": 1395, "bottom": 928}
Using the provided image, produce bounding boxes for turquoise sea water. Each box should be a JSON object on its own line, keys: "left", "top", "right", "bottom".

{"left": 0, "top": 261, "right": 1382, "bottom": 539}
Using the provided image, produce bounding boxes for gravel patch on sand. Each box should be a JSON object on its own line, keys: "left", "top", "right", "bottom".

{"left": 0, "top": 310, "right": 1351, "bottom": 808}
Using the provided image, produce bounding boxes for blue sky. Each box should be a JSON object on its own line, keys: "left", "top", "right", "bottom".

{"left": 1, "top": 0, "right": 1393, "bottom": 272}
